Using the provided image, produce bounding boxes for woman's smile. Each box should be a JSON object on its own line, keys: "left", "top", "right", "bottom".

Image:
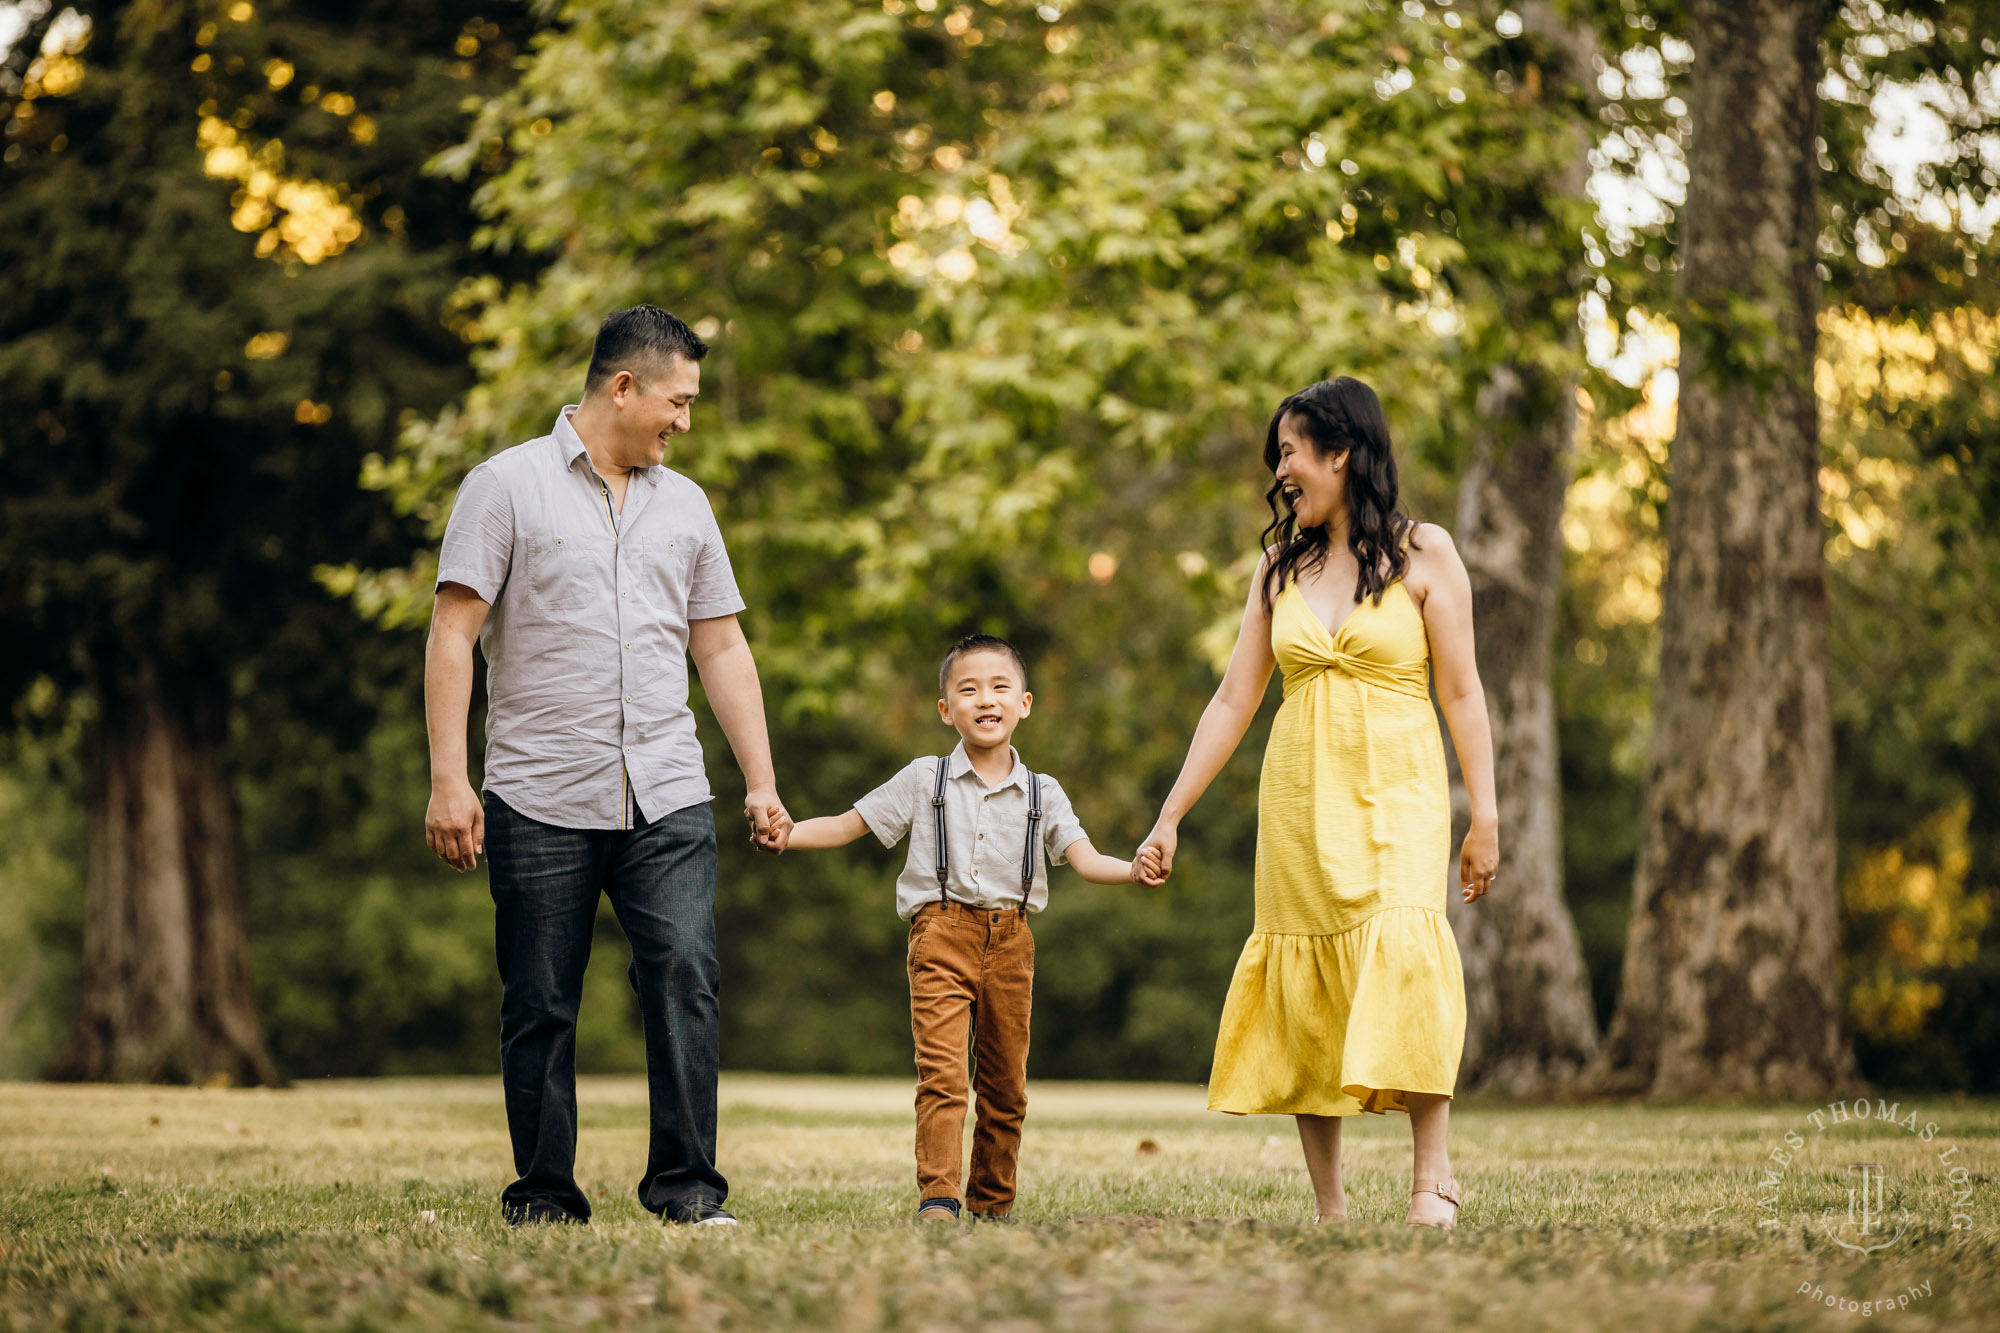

{"left": 1280, "top": 480, "right": 1309, "bottom": 521}
{"left": 1281, "top": 476, "right": 1328, "bottom": 527}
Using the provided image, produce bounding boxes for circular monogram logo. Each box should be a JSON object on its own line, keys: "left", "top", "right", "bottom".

{"left": 1751, "top": 1098, "right": 1974, "bottom": 1317}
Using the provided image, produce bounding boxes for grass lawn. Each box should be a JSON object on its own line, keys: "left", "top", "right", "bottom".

{"left": 1, "top": 1075, "right": 1994, "bottom": 1331}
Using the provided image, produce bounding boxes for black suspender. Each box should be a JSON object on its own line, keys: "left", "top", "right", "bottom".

{"left": 932, "top": 756, "right": 951, "bottom": 905}
{"left": 932, "top": 756, "right": 1043, "bottom": 911}
{"left": 1021, "top": 772, "right": 1042, "bottom": 909}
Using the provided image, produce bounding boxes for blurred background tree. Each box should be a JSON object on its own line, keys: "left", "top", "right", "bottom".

{"left": 361, "top": 0, "right": 1607, "bottom": 1080}
{"left": 0, "top": 0, "right": 537, "bottom": 1082}
{"left": 2, "top": 0, "right": 1995, "bottom": 1093}
{"left": 1560, "top": 0, "right": 2000, "bottom": 1094}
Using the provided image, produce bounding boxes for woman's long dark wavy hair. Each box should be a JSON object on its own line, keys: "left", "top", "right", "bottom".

{"left": 1258, "top": 376, "right": 1419, "bottom": 614}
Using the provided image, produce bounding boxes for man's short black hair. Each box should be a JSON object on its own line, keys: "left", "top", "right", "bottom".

{"left": 584, "top": 304, "right": 708, "bottom": 394}
{"left": 938, "top": 634, "right": 1028, "bottom": 696}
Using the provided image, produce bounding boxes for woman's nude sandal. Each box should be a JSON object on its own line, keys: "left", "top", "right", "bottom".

{"left": 1407, "top": 1179, "right": 1460, "bottom": 1229}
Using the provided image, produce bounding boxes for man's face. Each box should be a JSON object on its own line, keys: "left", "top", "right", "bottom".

{"left": 937, "top": 649, "right": 1032, "bottom": 750}
{"left": 608, "top": 354, "right": 700, "bottom": 468}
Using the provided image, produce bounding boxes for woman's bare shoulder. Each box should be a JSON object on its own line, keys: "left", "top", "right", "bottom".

{"left": 1408, "top": 520, "right": 1456, "bottom": 553}
{"left": 1402, "top": 522, "right": 1460, "bottom": 599}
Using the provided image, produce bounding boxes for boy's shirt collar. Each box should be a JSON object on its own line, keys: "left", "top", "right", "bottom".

{"left": 946, "top": 740, "right": 1028, "bottom": 792}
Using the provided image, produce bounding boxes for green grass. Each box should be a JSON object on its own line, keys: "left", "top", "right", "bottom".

{"left": 1, "top": 1077, "right": 1995, "bottom": 1331}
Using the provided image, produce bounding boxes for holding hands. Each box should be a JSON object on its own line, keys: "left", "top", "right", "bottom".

{"left": 1135, "top": 820, "right": 1175, "bottom": 886}
{"left": 745, "top": 787, "right": 793, "bottom": 854}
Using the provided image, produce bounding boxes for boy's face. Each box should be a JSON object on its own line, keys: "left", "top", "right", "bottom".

{"left": 937, "top": 649, "right": 1032, "bottom": 750}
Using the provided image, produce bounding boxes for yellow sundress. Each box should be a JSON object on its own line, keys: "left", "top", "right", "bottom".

{"left": 1207, "top": 576, "right": 1466, "bottom": 1116}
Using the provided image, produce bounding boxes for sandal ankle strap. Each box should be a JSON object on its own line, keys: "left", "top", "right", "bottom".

{"left": 1412, "top": 1179, "right": 1460, "bottom": 1207}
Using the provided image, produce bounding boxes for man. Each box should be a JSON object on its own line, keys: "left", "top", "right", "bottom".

{"left": 424, "top": 304, "right": 791, "bottom": 1227}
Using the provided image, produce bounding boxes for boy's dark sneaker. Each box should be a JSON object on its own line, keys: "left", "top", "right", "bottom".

{"left": 916, "top": 1198, "right": 961, "bottom": 1222}
{"left": 504, "top": 1200, "right": 585, "bottom": 1227}
{"left": 967, "top": 1210, "right": 1014, "bottom": 1224}
{"left": 666, "top": 1201, "right": 739, "bottom": 1227}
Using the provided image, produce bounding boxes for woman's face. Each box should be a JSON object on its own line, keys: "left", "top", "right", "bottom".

{"left": 1273, "top": 412, "right": 1348, "bottom": 531}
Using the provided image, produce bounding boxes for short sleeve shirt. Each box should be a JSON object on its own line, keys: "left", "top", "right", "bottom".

{"left": 435, "top": 406, "right": 746, "bottom": 829}
{"left": 855, "top": 742, "right": 1091, "bottom": 919}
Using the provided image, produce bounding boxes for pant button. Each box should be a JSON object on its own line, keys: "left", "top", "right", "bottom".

{"left": 990, "top": 913, "right": 999, "bottom": 924}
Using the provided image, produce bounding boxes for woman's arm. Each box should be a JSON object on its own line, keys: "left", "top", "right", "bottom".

{"left": 786, "top": 809, "right": 871, "bottom": 851}
{"left": 1061, "top": 838, "right": 1142, "bottom": 885}
{"left": 1410, "top": 524, "right": 1499, "bottom": 902}
{"left": 1137, "top": 554, "right": 1280, "bottom": 880}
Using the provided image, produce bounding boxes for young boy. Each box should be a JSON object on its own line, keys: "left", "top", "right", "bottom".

{"left": 785, "top": 634, "right": 1153, "bottom": 1222}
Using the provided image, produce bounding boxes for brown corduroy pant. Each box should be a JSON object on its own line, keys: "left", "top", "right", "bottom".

{"left": 906, "top": 900, "right": 1035, "bottom": 1215}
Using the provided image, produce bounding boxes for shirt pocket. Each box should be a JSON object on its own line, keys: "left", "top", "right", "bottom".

{"left": 523, "top": 534, "right": 610, "bottom": 614}
{"left": 627, "top": 529, "right": 700, "bottom": 612}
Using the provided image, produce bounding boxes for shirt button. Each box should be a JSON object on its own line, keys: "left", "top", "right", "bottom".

{"left": 621, "top": 592, "right": 628, "bottom": 599}
{"left": 978, "top": 833, "right": 984, "bottom": 841}
{"left": 624, "top": 642, "right": 632, "bottom": 649}
{"left": 625, "top": 694, "right": 634, "bottom": 702}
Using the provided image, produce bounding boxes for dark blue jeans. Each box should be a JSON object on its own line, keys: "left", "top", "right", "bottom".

{"left": 484, "top": 792, "right": 727, "bottom": 1222}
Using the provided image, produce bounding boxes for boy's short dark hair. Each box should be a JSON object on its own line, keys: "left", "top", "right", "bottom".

{"left": 584, "top": 304, "right": 708, "bottom": 394}
{"left": 938, "top": 634, "right": 1028, "bottom": 696}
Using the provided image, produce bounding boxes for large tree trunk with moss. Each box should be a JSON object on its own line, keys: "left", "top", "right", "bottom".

{"left": 53, "top": 648, "right": 277, "bottom": 1086}
{"left": 1595, "top": 0, "right": 1856, "bottom": 1097}
{"left": 1440, "top": 0, "right": 1602, "bottom": 1094}
{"left": 1446, "top": 366, "right": 1600, "bottom": 1093}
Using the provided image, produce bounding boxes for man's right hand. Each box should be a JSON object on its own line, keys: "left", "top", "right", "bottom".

{"left": 427, "top": 775, "right": 485, "bottom": 872}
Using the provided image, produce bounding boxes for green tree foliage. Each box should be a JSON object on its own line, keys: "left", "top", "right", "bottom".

{"left": 1563, "top": 0, "right": 2000, "bottom": 1083}
{"left": 0, "top": 0, "right": 537, "bottom": 1077}
{"left": 369, "top": 0, "right": 1589, "bottom": 1078}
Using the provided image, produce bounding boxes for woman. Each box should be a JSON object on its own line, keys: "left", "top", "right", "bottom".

{"left": 1137, "top": 376, "right": 1497, "bottom": 1229}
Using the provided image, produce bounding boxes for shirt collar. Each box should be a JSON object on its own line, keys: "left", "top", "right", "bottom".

{"left": 947, "top": 740, "right": 1026, "bottom": 792}
{"left": 553, "top": 405, "right": 660, "bottom": 485}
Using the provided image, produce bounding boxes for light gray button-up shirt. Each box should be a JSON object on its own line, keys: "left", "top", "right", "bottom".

{"left": 436, "top": 406, "right": 746, "bottom": 829}
{"left": 855, "top": 743, "right": 1091, "bottom": 919}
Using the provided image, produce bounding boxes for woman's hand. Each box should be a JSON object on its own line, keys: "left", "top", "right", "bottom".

{"left": 1137, "top": 820, "right": 1179, "bottom": 884}
{"left": 1459, "top": 816, "right": 1498, "bottom": 902}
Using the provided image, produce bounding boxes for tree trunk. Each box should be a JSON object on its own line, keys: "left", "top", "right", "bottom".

{"left": 1595, "top": 0, "right": 1856, "bottom": 1097}
{"left": 1445, "top": 366, "right": 1600, "bottom": 1093}
{"left": 53, "top": 647, "right": 278, "bottom": 1086}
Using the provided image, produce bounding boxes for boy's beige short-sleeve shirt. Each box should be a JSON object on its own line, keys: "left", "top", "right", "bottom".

{"left": 856, "top": 742, "right": 1090, "bottom": 919}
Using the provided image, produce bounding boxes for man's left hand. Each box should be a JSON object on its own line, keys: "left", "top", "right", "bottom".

{"left": 746, "top": 788, "right": 791, "bottom": 854}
